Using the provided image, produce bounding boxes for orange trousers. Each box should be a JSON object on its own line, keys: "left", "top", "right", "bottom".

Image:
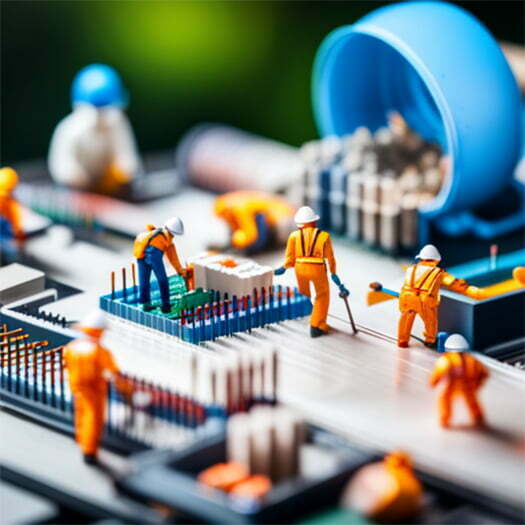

{"left": 397, "top": 292, "right": 438, "bottom": 346}
{"left": 438, "top": 383, "right": 484, "bottom": 427}
{"left": 295, "top": 262, "right": 330, "bottom": 329}
{"left": 72, "top": 382, "right": 107, "bottom": 455}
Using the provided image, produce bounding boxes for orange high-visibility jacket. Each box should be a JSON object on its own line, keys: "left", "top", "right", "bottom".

{"left": 429, "top": 352, "right": 488, "bottom": 388}
{"left": 284, "top": 227, "right": 336, "bottom": 273}
{"left": 133, "top": 225, "right": 184, "bottom": 274}
{"left": 401, "top": 262, "right": 444, "bottom": 299}
{"left": 0, "top": 194, "right": 23, "bottom": 237}
{"left": 63, "top": 339, "right": 119, "bottom": 390}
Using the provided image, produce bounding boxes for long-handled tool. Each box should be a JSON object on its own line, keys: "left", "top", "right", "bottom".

{"left": 367, "top": 282, "right": 427, "bottom": 346}
{"left": 340, "top": 290, "right": 358, "bottom": 334}
{"left": 367, "top": 281, "right": 399, "bottom": 305}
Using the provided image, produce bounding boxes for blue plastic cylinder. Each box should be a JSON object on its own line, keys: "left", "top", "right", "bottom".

{"left": 312, "top": 2, "right": 522, "bottom": 220}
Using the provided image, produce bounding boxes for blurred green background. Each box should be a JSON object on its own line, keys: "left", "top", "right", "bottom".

{"left": 1, "top": 1, "right": 523, "bottom": 164}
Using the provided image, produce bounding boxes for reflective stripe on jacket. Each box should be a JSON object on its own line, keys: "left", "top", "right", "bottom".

{"left": 402, "top": 263, "right": 443, "bottom": 297}
{"left": 284, "top": 227, "right": 336, "bottom": 273}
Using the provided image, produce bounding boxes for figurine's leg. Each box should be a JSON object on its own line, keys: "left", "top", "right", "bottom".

{"left": 137, "top": 258, "right": 152, "bottom": 305}
{"left": 438, "top": 386, "right": 453, "bottom": 427}
{"left": 398, "top": 310, "right": 416, "bottom": 348}
{"left": 463, "top": 389, "right": 485, "bottom": 426}
{"left": 310, "top": 268, "right": 330, "bottom": 331}
{"left": 421, "top": 302, "right": 438, "bottom": 346}
{"left": 150, "top": 252, "right": 170, "bottom": 311}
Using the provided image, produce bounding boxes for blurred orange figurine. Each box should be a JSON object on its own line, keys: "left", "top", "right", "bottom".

{"left": 429, "top": 334, "right": 489, "bottom": 428}
{"left": 398, "top": 244, "right": 444, "bottom": 349}
{"left": 341, "top": 451, "right": 423, "bottom": 522}
{"left": 214, "top": 191, "right": 295, "bottom": 253}
{"left": 63, "top": 310, "right": 128, "bottom": 464}
{"left": 274, "top": 206, "right": 348, "bottom": 338}
{"left": 0, "top": 167, "right": 24, "bottom": 246}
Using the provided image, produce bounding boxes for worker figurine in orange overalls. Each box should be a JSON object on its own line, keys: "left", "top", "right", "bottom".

{"left": 63, "top": 310, "right": 130, "bottom": 464}
{"left": 214, "top": 191, "right": 295, "bottom": 253}
{"left": 341, "top": 451, "right": 423, "bottom": 522}
{"left": 0, "top": 167, "right": 24, "bottom": 247}
{"left": 133, "top": 217, "right": 187, "bottom": 313}
{"left": 274, "top": 206, "right": 348, "bottom": 338}
{"left": 429, "top": 334, "right": 488, "bottom": 428}
{"left": 398, "top": 244, "right": 445, "bottom": 349}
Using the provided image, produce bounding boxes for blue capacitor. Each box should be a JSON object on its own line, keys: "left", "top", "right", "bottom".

{"left": 313, "top": 1, "right": 523, "bottom": 240}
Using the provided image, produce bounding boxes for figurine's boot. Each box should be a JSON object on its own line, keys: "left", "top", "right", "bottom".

{"left": 310, "top": 326, "right": 329, "bottom": 338}
{"left": 83, "top": 453, "right": 98, "bottom": 465}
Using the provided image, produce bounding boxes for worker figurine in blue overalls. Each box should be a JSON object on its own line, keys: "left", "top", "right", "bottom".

{"left": 133, "top": 217, "right": 187, "bottom": 313}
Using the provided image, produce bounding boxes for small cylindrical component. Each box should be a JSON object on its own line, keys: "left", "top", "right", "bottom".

{"left": 346, "top": 171, "right": 364, "bottom": 240}
{"left": 227, "top": 412, "right": 252, "bottom": 470}
{"left": 329, "top": 164, "right": 348, "bottom": 234}
{"left": 121, "top": 267, "right": 127, "bottom": 302}
{"left": 272, "top": 408, "right": 305, "bottom": 481}
{"left": 379, "top": 173, "right": 401, "bottom": 253}
{"left": 400, "top": 193, "right": 420, "bottom": 249}
{"left": 249, "top": 406, "right": 274, "bottom": 477}
{"left": 59, "top": 348, "right": 66, "bottom": 411}
{"left": 362, "top": 169, "right": 381, "bottom": 245}
{"left": 131, "top": 263, "right": 137, "bottom": 301}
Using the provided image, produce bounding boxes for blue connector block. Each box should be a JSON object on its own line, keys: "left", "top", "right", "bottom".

{"left": 100, "top": 285, "right": 311, "bottom": 345}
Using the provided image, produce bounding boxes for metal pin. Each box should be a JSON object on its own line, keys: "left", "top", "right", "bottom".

{"left": 15, "top": 338, "right": 21, "bottom": 395}
{"left": 50, "top": 351, "right": 56, "bottom": 408}
{"left": 122, "top": 267, "right": 127, "bottom": 302}
{"left": 32, "top": 346, "right": 37, "bottom": 401}
{"left": 111, "top": 271, "right": 116, "bottom": 300}
{"left": 59, "top": 348, "right": 66, "bottom": 411}
{"left": 131, "top": 263, "right": 137, "bottom": 302}
{"left": 224, "top": 299, "right": 231, "bottom": 337}
{"left": 42, "top": 350, "right": 47, "bottom": 405}
{"left": 286, "top": 287, "right": 292, "bottom": 320}
{"left": 24, "top": 342, "right": 29, "bottom": 397}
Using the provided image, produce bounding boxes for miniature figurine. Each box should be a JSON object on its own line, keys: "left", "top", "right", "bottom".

{"left": 63, "top": 310, "right": 130, "bottom": 464}
{"left": 0, "top": 167, "right": 24, "bottom": 246}
{"left": 213, "top": 190, "right": 295, "bottom": 253}
{"left": 398, "top": 244, "right": 444, "bottom": 348}
{"left": 133, "top": 217, "right": 187, "bottom": 313}
{"left": 48, "top": 64, "right": 140, "bottom": 194}
{"left": 274, "top": 206, "right": 348, "bottom": 338}
{"left": 429, "top": 334, "right": 488, "bottom": 428}
{"left": 341, "top": 451, "right": 423, "bottom": 522}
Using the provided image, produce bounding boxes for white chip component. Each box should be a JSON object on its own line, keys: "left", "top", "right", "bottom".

{"left": 190, "top": 252, "right": 273, "bottom": 298}
{"left": 0, "top": 263, "right": 45, "bottom": 305}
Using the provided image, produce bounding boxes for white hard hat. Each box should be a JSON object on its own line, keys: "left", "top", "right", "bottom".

{"left": 416, "top": 244, "right": 441, "bottom": 261}
{"left": 444, "top": 334, "right": 470, "bottom": 352}
{"left": 294, "top": 206, "right": 319, "bottom": 226}
{"left": 75, "top": 309, "right": 107, "bottom": 337}
{"left": 164, "top": 216, "right": 184, "bottom": 236}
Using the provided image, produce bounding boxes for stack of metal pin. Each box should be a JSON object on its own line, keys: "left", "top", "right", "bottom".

{"left": 300, "top": 112, "right": 444, "bottom": 253}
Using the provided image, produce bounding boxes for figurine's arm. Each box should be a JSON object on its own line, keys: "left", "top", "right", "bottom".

{"left": 429, "top": 356, "right": 449, "bottom": 387}
{"left": 324, "top": 235, "right": 337, "bottom": 275}
{"left": 165, "top": 243, "right": 185, "bottom": 275}
{"left": 48, "top": 117, "right": 91, "bottom": 188}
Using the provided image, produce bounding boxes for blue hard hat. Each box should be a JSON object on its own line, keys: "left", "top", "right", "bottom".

{"left": 71, "top": 64, "right": 127, "bottom": 108}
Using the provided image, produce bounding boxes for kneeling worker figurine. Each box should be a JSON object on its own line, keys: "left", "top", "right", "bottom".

{"left": 429, "top": 334, "right": 488, "bottom": 428}
{"left": 133, "top": 217, "right": 187, "bottom": 313}
{"left": 274, "top": 206, "right": 348, "bottom": 338}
